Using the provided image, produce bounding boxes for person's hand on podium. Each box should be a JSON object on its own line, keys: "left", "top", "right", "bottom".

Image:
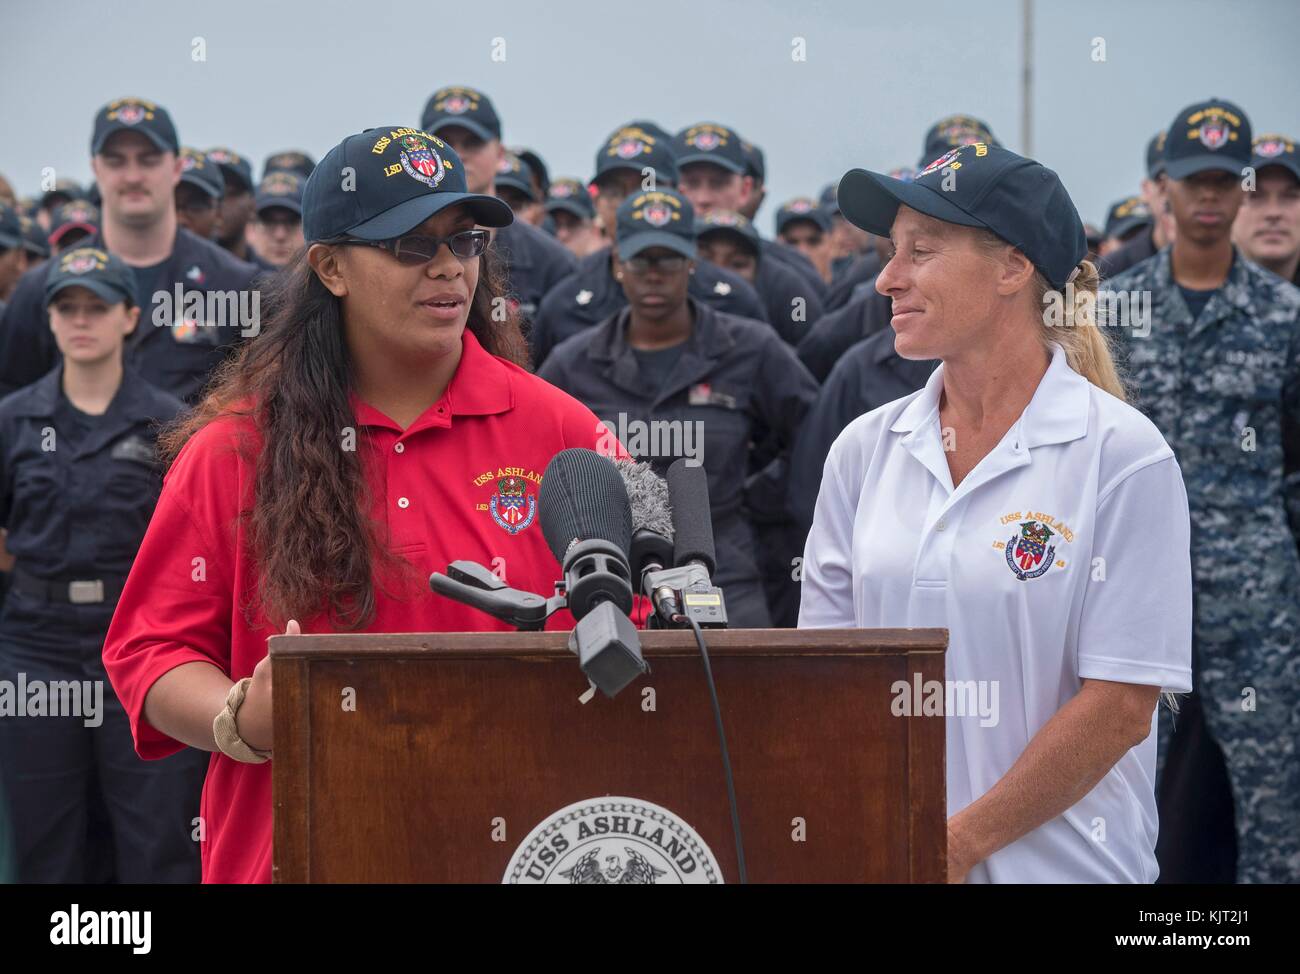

{"left": 236, "top": 618, "right": 299, "bottom": 753}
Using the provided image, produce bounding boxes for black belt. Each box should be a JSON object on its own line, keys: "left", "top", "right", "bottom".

{"left": 9, "top": 568, "right": 128, "bottom": 605}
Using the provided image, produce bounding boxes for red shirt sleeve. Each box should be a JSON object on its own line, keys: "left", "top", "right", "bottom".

{"left": 102, "top": 418, "right": 248, "bottom": 758}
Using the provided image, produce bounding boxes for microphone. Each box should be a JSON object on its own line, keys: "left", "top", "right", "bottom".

{"left": 617, "top": 460, "right": 746, "bottom": 880}
{"left": 638, "top": 459, "right": 728, "bottom": 628}
{"left": 538, "top": 449, "right": 647, "bottom": 697}
{"left": 613, "top": 457, "right": 675, "bottom": 580}
{"left": 667, "top": 460, "right": 716, "bottom": 573}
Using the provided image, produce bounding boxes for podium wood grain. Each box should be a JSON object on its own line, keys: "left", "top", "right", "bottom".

{"left": 270, "top": 628, "right": 947, "bottom": 883}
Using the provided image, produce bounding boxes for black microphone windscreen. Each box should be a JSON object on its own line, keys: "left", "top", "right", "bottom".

{"left": 539, "top": 448, "right": 634, "bottom": 562}
{"left": 666, "top": 459, "right": 716, "bottom": 574}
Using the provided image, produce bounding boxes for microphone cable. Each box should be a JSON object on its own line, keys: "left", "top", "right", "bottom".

{"left": 677, "top": 613, "right": 748, "bottom": 885}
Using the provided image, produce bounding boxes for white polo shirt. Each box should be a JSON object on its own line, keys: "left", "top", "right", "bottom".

{"left": 799, "top": 342, "right": 1193, "bottom": 883}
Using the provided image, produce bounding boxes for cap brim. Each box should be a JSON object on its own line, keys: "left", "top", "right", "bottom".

{"left": 426, "top": 118, "right": 496, "bottom": 142}
{"left": 0, "top": 231, "right": 22, "bottom": 249}
{"left": 776, "top": 213, "right": 830, "bottom": 235}
{"left": 45, "top": 278, "right": 130, "bottom": 306}
{"left": 495, "top": 177, "right": 536, "bottom": 200}
{"left": 256, "top": 198, "right": 303, "bottom": 216}
{"left": 696, "top": 225, "right": 760, "bottom": 256}
{"left": 544, "top": 199, "right": 593, "bottom": 219}
{"left": 1108, "top": 216, "right": 1151, "bottom": 240}
{"left": 674, "top": 153, "right": 746, "bottom": 176}
{"left": 1254, "top": 158, "right": 1300, "bottom": 183}
{"left": 344, "top": 192, "right": 514, "bottom": 240}
{"left": 1164, "top": 155, "right": 1245, "bottom": 181}
{"left": 93, "top": 125, "right": 175, "bottom": 156}
{"left": 837, "top": 168, "right": 987, "bottom": 237}
{"left": 48, "top": 222, "right": 98, "bottom": 245}
{"left": 181, "top": 175, "right": 223, "bottom": 198}
{"left": 619, "top": 231, "right": 697, "bottom": 261}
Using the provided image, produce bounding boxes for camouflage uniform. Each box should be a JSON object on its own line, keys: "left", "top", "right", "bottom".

{"left": 1105, "top": 247, "right": 1300, "bottom": 883}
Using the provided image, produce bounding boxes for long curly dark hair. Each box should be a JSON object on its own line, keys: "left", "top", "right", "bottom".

{"left": 158, "top": 245, "right": 528, "bottom": 632}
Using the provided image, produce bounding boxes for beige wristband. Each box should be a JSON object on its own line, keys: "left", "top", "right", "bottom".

{"left": 213, "top": 677, "right": 271, "bottom": 764}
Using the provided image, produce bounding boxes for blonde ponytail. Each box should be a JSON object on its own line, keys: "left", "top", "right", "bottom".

{"left": 1037, "top": 259, "right": 1128, "bottom": 403}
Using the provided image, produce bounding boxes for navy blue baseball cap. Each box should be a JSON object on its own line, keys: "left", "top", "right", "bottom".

{"left": 921, "top": 114, "right": 998, "bottom": 165}
{"left": 91, "top": 98, "right": 178, "bottom": 155}
{"left": 741, "top": 139, "right": 766, "bottom": 182}
{"left": 301, "top": 126, "right": 513, "bottom": 242}
{"left": 513, "top": 147, "right": 550, "bottom": 195}
{"left": 593, "top": 124, "right": 679, "bottom": 187}
{"left": 1145, "top": 131, "right": 1167, "bottom": 179}
{"left": 1163, "top": 99, "right": 1252, "bottom": 180}
{"left": 205, "top": 147, "right": 255, "bottom": 193}
{"left": 545, "top": 177, "right": 594, "bottom": 219}
{"left": 622, "top": 119, "right": 672, "bottom": 144}
{"left": 819, "top": 182, "right": 840, "bottom": 216}
{"left": 673, "top": 123, "right": 748, "bottom": 176}
{"left": 179, "top": 148, "right": 225, "bottom": 199}
{"left": 495, "top": 151, "right": 537, "bottom": 200}
{"left": 615, "top": 188, "right": 696, "bottom": 261}
{"left": 264, "top": 151, "right": 316, "bottom": 181}
{"left": 420, "top": 86, "right": 502, "bottom": 142}
{"left": 48, "top": 200, "right": 100, "bottom": 247}
{"left": 1104, "top": 196, "right": 1152, "bottom": 239}
{"left": 776, "top": 196, "right": 831, "bottom": 235}
{"left": 20, "top": 215, "right": 49, "bottom": 259}
{"left": 255, "top": 171, "right": 305, "bottom": 216}
{"left": 39, "top": 179, "right": 84, "bottom": 211}
{"left": 838, "top": 142, "right": 1087, "bottom": 290}
{"left": 44, "top": 247, "right": 135, "bottom": 306}
{"left": 1250, "top": 133, "right": 1300, "bottom": 182}
{"left": 0, "top": 201, "right": 22, "bottom": 249}
{"left": 696, "top": 210, "right": 760, "bottom": 257}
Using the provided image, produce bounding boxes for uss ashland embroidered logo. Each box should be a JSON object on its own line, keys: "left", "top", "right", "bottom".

{"left": 993, "top": 509, "right": 1073, "bottom": 581}
{"left": 504, "top": 797, "right": 723, "bottom": 884}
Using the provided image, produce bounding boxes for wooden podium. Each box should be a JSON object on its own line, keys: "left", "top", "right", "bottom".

{"left": 269, "top": 627, "right": 948, "bottom": 883}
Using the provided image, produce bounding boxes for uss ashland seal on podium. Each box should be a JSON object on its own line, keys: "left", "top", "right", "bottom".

{"left": 505, "top": 797, "right": 723, "bottom": 884}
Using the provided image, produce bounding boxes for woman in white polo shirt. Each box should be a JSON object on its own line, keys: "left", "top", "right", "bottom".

{"left": 799, "top": 143, "right": 1193, "bottom": 883}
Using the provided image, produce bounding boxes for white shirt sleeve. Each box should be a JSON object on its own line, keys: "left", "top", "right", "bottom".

{"left": 798, "top": 454, "right": 859, "bottom": 629}
{"left": 1076, "top": 453, "right": 1194, "bottom": 693}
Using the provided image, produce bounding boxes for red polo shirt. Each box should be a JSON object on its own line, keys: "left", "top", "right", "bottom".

{"left": 102, "top": 329, "right": 627, "bottom": 884}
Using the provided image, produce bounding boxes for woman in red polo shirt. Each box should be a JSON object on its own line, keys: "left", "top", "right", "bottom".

{"left": 101, "top": 126, "right": 620, "bottom": 884}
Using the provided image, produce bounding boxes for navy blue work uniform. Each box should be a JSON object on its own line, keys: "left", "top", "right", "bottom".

{"left": 0, "top": 227, "right": 259, "bottom": 402}
{"left": 759, "top": 237, "right": 827, "bottom": 298}
{"left": 697, "top": 212, "right": 824, "bottom": 346}
{"left": 796, "top": 285, "right": 894, "bottom": 382}
{"left": 753, "top": 255, "right": 824, "bottom": 345}
{"left": 528, "top": 246, "right": 768, "bottom": 368}
{"left": 1098, "top": 223, "right": 1158, "bottom": 280}
{"left": 539, "top": 299, "right": 818, "bottom": 628}
{"left": 493, "top": 218, "right": 576, "bottom": 322}
{"left": 0, "top": 363, "right": 207, "bottom": 882}
{"left": 788, "top": 328, "right": 938, "bottom": 530}
{"left": 824, "top": 251, "right": 882, "bottom": 312}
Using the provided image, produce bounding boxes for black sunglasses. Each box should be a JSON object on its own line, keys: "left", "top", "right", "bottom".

{"left": 337, "top": 228, "right": 490, "bottom": 265}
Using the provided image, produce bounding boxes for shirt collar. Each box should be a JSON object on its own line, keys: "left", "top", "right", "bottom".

{"left": 11, "top": 360, "right": 157, "bottom": 421}
{"left": 587, "top": 298, "right": 733, "bottom": 364}
{"left": 890, "top": 341, "right": 1090, "bottom": 449}
{"left": 348, "top": 328, "right": 515, "bottom": 432}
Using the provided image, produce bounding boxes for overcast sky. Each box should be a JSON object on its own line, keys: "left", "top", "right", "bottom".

{"left": 2, "top": 0, "right": 1296, "bottom": 228}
